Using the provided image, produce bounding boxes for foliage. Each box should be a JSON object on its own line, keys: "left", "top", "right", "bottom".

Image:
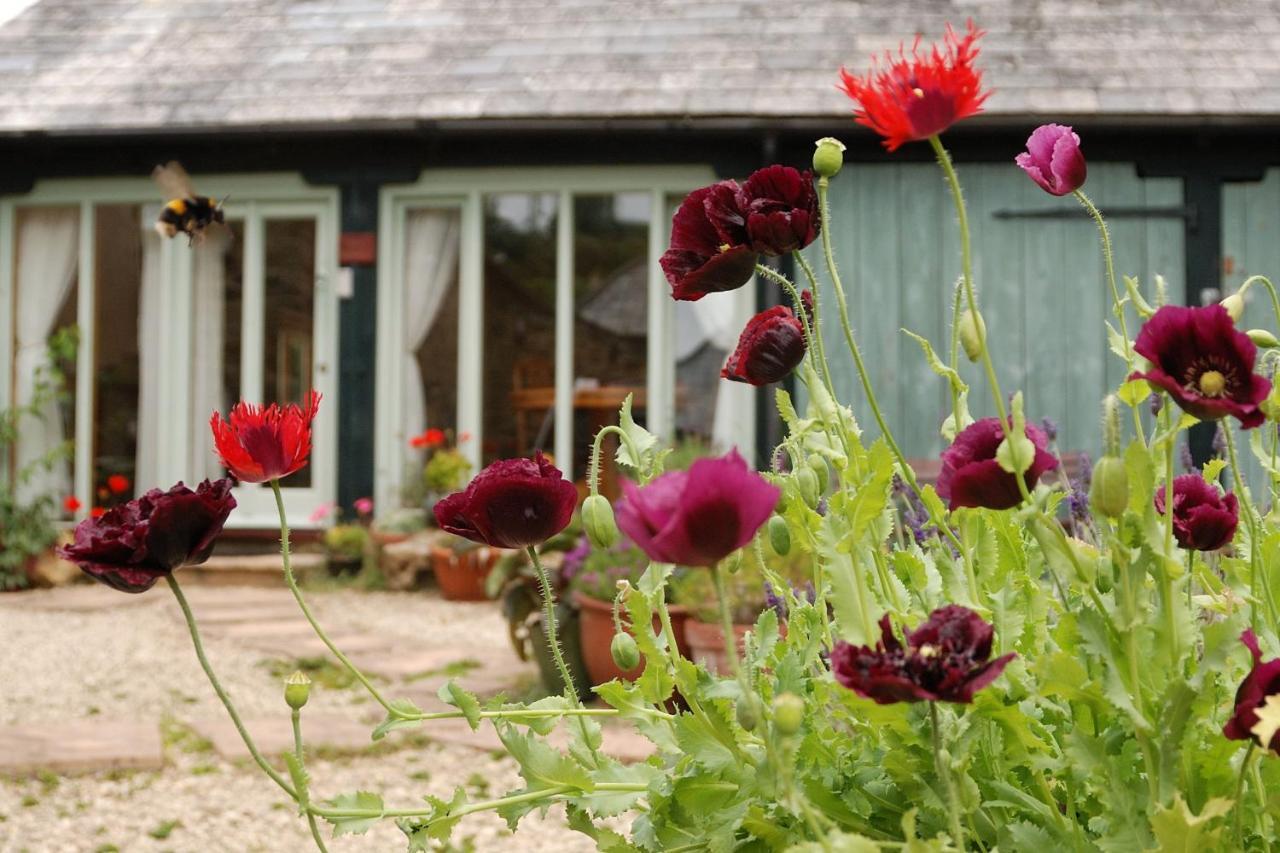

{"left": 424, "top": 448, "right": 472, "bottom": 495}
{"left": 323, "top": 524, "right": 369, "bottom": 560}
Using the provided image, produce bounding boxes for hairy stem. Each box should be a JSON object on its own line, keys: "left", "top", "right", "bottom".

{"left": 1222, "top": 426, "right": 1278, "bottom": 631}
{"left": 930, "top": 703, "right": 964, "bottom": 848}
{"left": 292, "top": 710, "right": 330, "bottom": 853}
{"left": 529, "top": 545, "right": 579, "bottom": 702}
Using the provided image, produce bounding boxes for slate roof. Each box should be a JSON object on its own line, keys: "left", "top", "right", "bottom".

{"left": 1, "top": 0, "right": 1279, "bottom": 134}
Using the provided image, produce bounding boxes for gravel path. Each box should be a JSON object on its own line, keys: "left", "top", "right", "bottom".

{"left": 0, "top": 584, "right": 610, "bottom": 852}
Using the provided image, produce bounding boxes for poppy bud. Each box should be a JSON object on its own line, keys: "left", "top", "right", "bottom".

{"left": 1248, "top": 329, "right": 1280, "bottom": 349}
{"left": 722, "top": 550, "right": 744, "bottom": 575}
{"left": 582, "top": 494, "right": 620, "bottom": 550}
{"left": 807, "top": 455, "right": 830, "bottom": 494}
{"left": 1221, "top": 292, "right": 1245, "bottom": 323}
{"left": 958, "top": 309, "right": 986, "bottom": 362}
{"left": 1089, "top": 456, "right": 1128, "bottom": 520}
{"left": 772, "top": 692, "right": 805, "bottom": 735}
{"left": 736, "top": 694, "right": 762, "bottom": 731}
{"left": 284, "top": 671, "right": 312, "bottom": 710}
{"left": 812, "top": 137, "right": 846, "bottom": 178}
{"left": 610, "top": 632, "right": 640, "bottom": 672}
{"left": 768, "top": 515, "right": 791, "bottom": 556}
{"left": 796, "top": 466, "right": 821, "bottom": 510}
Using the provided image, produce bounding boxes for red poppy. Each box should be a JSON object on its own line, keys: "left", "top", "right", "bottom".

{"left": 434, "top": 452, "right": 577, "bottom": 549}
{"left": 936, "top": 417, "right": 1059, "bottom": 510}
{"left": 660, "top": 183, "right": 758, "bottom": 301}
{"left": 410, "top": 427, "right": 448, "bottom": 449}
{"left": 1130, "top": 304, "right": 1271, "bottom": 428}
{"left": 210, "top": 391, "right": 321, "bottom": 483}
{"left": 838, "top": 21, "right": 989, "bottom": 152}
{"left": 1224, "top": 630, "right": 1280, "bottom": 753}
{"left": 90, "top": 506, "right": 107, "bottom": 519}
{"left": 721, "top": 306, "right": 807, "bottom": 385}
{"left": 106, "top": 474, "right": 130, "bottom": 495}
{"left": 831, "top": 605, "right": 1015, "bottom": 704}
{"left": 57, "top": 479, "right": 237, "bottom": 593}
{"left": 1154, "top": 474, "right": 1239, "bottom": 552}
{"left": 63, "top": 495, "right": 81, "bottom": 514}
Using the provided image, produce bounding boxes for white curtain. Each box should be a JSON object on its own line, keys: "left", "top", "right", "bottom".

{"left": 188, "top": 229, "right": 230, "bottom": 481}
{"left": 400, "top": 208, "right": 460, "bottom": 445}
{"left": 134, "top": 208, "right": 163, "bottom": 489}
{"left": 13, "top": 208, "right": 79, "bottom": 504}
{"left": 686, "top": 285, "right": 754, "bottom": 453}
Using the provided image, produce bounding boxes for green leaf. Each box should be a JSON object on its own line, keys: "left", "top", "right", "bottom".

{"left": 566, "top": 805, "right": 642, "bottom": 852}
{"left": 786, "top": 832, "right": 881, "bottom": 852}
{"left": 673, "top": 706, "right": 738, "bottom": 773}
{"left": 845, "top": 440, "right": 896, "bottom": 543}
{"left": 901, "top": 329, "right": 968, "bottom": 394}
{"left": 438, "top": 681, "right": 482, "bottom": 730}
{"left": 1149, "top": 794, "right": 1233, "bottom": 852}
{"left": 371, "top": 697, "right": 425, "bottom": 740}
{"left": 579, "top": 762, "right": 660, "bottom": 817}
{"left": 940, "top": 389, "right": 973, "bottom": 441}
{"left": 594, "top": 679, "right": 679, "bottom": 752}
{"left": 1123, "top": 275, "right": 1156, "bottom": 318}
{"left": 497, "top": 725, "right": 594, "bottom": 793}
{"left": 283, "top": 752, "right": 309, "bottom": 810}
{"left": 1117, "top": 377, "right": 1151, "bottom": 407}
{"left": 996, "top": 391, "right": 1034, "bottom": 475}
{"left": 401, "top": 787, "right": 468, "bottom": 844}
{"left": 323, "top": 790, "right": 384, "bottom": 836}
{"left": 1203, "top": 457, "right": 1227, "bottom": 483}
{"left": 615, "top": 393, "right": 658, "bottom": 475}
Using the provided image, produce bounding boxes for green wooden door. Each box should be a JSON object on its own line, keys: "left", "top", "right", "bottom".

{"left": 804, "top": 161, "right": 1184, "bottom": 465}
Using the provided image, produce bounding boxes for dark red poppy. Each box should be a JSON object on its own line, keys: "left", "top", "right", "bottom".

{"left": 721, "top": 306, "right": 807, "bottom": 386}
{"left": 434, "top": 452, "right": 577, "bottom": 549}
{"left": 936, "top": 417, "right": 1059, "bottom": 510}
{"left": 1131, "top": 304, "right": 1271, "bottom": 428}
{"left": 615, "top": 449, "right": 779, "bottom": 567}
{"left": 210, "top": 391, "right": 321, "bottom": 483}
{"left": 660, "top": 183, "right": 758, "bottom": 302}
{"left": 831, "top": 605, "right": 1015, "bottom": 704}
{"left": 1224, "top": 630, "right": 1280, "bottom": 753}
{"left": 1154, "top": 474, "right": 1239, "bottom": 552}
{"left": 1016, "top": 124, "right": 1086, "bottom": 196}
{"left": 57, "top": 479, "right": 237, "bottom": 593}
{"left": 731, "top": 166, "right": 820, "bottom": 256}
{"left": 838, "top": 21, "right": 989, "bottom": 152}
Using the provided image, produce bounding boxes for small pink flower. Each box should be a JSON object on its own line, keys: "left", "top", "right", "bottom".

{"left": 308, "top": 502, "right": 337, "bottom": 525}
{"left": 354, "top": 497, "right": 374, "bottom": 516}
{"left": 1015, "top": 124, "right": 1087, "bottom": 196}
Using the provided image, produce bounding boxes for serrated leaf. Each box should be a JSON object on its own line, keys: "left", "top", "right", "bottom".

{"left": 577, "top": 761, "right": 660, "bottom": 817}
{"left": 1203, "top": 457, "right": 1227, "bottom": 483}
{"left": 1149, "top": 794, "right": 1233, "bottom": 852}
{"left": 902, "top": 329, "right": 967, "bottom": 394}
{"left": 438, "top": 680, "right": 482, "bottom": 730}
{"left": 566, "top": 804, "right": 642, "bottom": 851}
{"left": 283, "top": 751, "right": 309, "bottom": 810}
{"left": 497, "top": 725, "right": 594, "bottom": 793}
{"left": 371, "top": 697, "right": 425, "bottom": 740}
{"left": 615, "top": 393, "right": 658, "bottom": 475}
{"left": 673, "top": 707, "right": 738, "bottom": 773}
{"left": 323, "top": 790, "right": 384, "bottom": 836}
{"left": 1123, "top": 274, "right": 1156, "bottom": 317}
{"left": 1117, "top": 377, "right": 1151, "bottom": 407}
{"left": 405, "top": 787, "right": 468, "bottom": 843}
{"left": 593, "top": 679, "right": 679, "bottom": 752}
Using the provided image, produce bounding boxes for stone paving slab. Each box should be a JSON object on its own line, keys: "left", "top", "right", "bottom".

{"left": 187, "top": 714, "right": 376, "bottom": 763}
{"left": 194, "top": 605, "right": 308, "bottom": 625}
{"left": 0, "top": 585, "right": 157, "bottom": 612}
{"left": 346, "top": 646, "right": 485, "bottom": 681}
{"left": 0, "top": 719, "right": 164, "bottom": 776}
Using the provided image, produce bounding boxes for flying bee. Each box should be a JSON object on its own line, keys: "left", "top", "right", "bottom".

{"left": 151, "top": 161, "right": 226, "bottom": 244}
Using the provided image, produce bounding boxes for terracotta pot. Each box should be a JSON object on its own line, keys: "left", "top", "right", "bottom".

{"left": 574, "top": 591, "right": 692, "bottom": 687}
{"left": 431, "top": 546, "right": 500, "bottom": 601}
{"left": 684, "top": 619, "right": 755, "bottom": 676}
{"left": 371, "top": 530, "right": 413, "bottom": 548}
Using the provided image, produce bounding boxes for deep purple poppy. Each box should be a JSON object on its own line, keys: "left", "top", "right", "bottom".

{"left": 1224, "top": 629, "right": 1280, "bottom": 753}
{"left": 615, "top": 449, "right": 779, "bottom": 567}
{"left": 831, "top": 605, "right": 1015, "bottom": 704}
{"left": 434, "top": 452, "right": 577, "bottom": 550}
{"left": 730, "top": 166, "right": 820, "bottom": 256}
{"left": 936, "top": 417, "right": 1059, "bottom": 510}
{"left": 1131, "top": 304, "right": 1271, "bottom": 428}
{"left": 57, "top": 479, "right": 237, "bottom": 593}
{"left": 1015, "top": 124, "right": 1087, "bottom": 196}
{"left": 1154, "top": 474, "right": 1239, "bottom": 552}
{"left": 721, "top": 306, "right": 807, "bottom": 385}
{"left": 660, "top": 183, "right": 758, "bottom": 302}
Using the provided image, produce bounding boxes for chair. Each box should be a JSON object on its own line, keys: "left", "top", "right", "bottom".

{"left": 511, "top": 356, "right": 554, "bottom": 456}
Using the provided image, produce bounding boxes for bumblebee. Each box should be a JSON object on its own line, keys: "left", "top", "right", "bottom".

{"left": 151, "top": 161, "right": 225, "bottom": 244}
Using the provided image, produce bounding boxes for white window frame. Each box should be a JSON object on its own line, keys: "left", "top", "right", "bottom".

{"left": 0, "top": 174, "right": 340, "bottom": 529}
{"left": 374, "top": 166, "right": 757, "bottom": 514}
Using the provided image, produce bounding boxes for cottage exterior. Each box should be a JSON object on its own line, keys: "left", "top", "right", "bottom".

{"left": 2, "top": 0, "right": 1279, "bottom": 526}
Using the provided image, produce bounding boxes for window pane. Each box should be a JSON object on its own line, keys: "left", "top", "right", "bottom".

{"left": 483, "top": 193, "right": 557, "bottom": 465}
{"left": 221, "top": 220, "right": 245, "bottom": 406}
{"left": 263, "top": 218, "right": 315, "bottom": 487}
{"left": 12, "top": 206, "right": 78, "bottom": 517}
{"left": 669, "top": 194, "right": 726, "bottom": 452}
{"left": 573, "top": 192, "right": 650, "bottom": 493}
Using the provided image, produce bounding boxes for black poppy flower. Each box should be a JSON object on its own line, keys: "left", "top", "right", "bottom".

{"left": 57, "top": 480, "right": 237, "bottom": 593}
{"left": 660, "top": 183, "right": 758, "bottom": 302}
{"left": 1131, "top": 304, "right": 1271, "bottom": 428}
{"left": 434, "top": 452, "right": 577, "bottom": 549}
{"left": 1224, "top": 630, "right": 1280, "bottom": 752}
{"left": 721, "top": 306, "right": 807, "bottom": 385}
{"left": 1154, "top": 474, "right": 1239, "bottom": 552}
{"left": 831, "top": 605, "right": 1015, "bottom": 704}
{"left": 936, "top": 417, "right": 1059, "bottom": 510}
{"left": 728, "top": 166, "right": 820, "bottom": 256}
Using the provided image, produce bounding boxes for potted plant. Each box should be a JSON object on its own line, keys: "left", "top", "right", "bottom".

{"left": 431, "top": 537, "right": 501, "bottom": 601}
{"left": 370, "top": 506, "right": 427, "bottom": 547}
{"left": 323, "top": 523, "right": 368, "bottom": 576}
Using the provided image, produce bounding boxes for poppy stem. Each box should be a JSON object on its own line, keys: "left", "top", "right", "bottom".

{"left": 1234, "top": 742, "right": 1256, "bottom": 848}
{"left": 711, "top": 561, "right": 741, "bottom": 678}
{"left": 166, "top": 575, "right": 298, "bottom": 800}
{"left": 291, "top": 709, "right": 330, "bottom": 853}
{"left": 1238, "top": 275, "right": 1280, "bottom": 332}
{"left": 947, "top": 277, "right": 966, "bottom": 438}
{"left": 269, "top": 479, "right": 398, "bottom": 716}
{"left": 588, "top": 424, "right": 645, "bottom": 492}
{"left": 1222, "top": 425, "right": 1279, "bottom": 632}
{"left": 1160, "top": 410, "right": 1181, "bottom": 660}
{"left": 527, "top": 545, "right": 580, "bottom": 702}
{"left": 929, "top": 702, "right": 964, "bottom": 848}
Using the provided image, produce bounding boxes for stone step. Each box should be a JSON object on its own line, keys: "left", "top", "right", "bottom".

{"left": 0, "top": 719, "right": 164, "bottom": 776}
{"left": 187, "top": 714, "right": 376, "bottom": 763}
{"left": 182, "top": 553, "right": 326, "bottom": 588}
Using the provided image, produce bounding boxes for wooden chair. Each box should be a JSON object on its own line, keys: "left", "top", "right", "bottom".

{"left": 511, "top": 356, "right": 554, "bottom": 456}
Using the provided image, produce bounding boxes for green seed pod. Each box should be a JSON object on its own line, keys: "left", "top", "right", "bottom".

{"left": 610, "top": 631, "right": 640, "bottom": 671}
{"left": 736, "top": 694, "right": 762, "bottom": 731}
{"left": 284, "top": 671, "right": 312, "bottom": 710}
{"left": 772, "top": 692, "right": 805, "bottom": 736}
{"left": 582, "top": 494, "right": 620, "bottom": 550}
{"left": 1089, "top": 455, "right": 1129, "bottom": 520}
{"left": 1248, "top": 329, "right": 1280, "bottom": 349}
{"left": 807, "top": 455, "right": 830, "bottom": 494}
{"left": 768, "top": 515, "right": 791, "bottom": 556}
{"left": 796, "top": 466, "right": 821, "bottom": 510}
{"left": 958, "top": 309, "right": 986, "bottom": 363}
{"left": 812, "top": 137, "right": 846, "bottom": 179}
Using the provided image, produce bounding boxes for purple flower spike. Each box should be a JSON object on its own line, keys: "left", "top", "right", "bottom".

{"left": 1016, "top": 124, "right": 1087, "bottom": 196}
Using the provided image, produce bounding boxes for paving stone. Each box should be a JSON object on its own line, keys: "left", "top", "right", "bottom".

{"left": 194, "top": 605, "right": 307, "bottom": 625}
{"left": 215, "top": 620, "right": 316, "bottom": 640}
{"left": 0, "top": 585, "right": 157, "bottom": 612}
{"left": 187, "top": 713, "right": 376, "bottom": 762}
{"left": 0, "top": 719, "right": 164, "bottom": 776}
{"left": 347, "top": 646, "right": 486, "bottom": 680}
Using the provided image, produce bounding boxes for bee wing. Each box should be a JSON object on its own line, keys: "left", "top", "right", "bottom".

{"left": 151, "top": 161, "right": 197, "bottom": 200}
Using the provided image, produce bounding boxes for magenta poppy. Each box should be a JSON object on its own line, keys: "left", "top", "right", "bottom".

{"left": 660, "top": 183, "right": 758, "bottom": 302}
{"left": 729, "top": 166, "right": 820, "bottom": 256}
{"left": 721, "top": 306, "right": 807, "bottom": 385}
{"left": 615, "top": 449, "right": 779, "bottom": 567}
{"left": 831, "top": 605, "right": 1015, "bottom": 704}
{"left": 1131, "top": 304, "right": 1271, "bottom": 428}
{"left": 434, "top": 452, "right": 577, "bottom": 550}
{"left": 1224, "top": 630, "right": 1280, "bottom": 753}
{"left": 57, "top": 480, "right": 237, "bottom": 593}
{"left": 1154, "top": 474, "right": 1239, "bottom": 552}
{"left": 936, "top": 417, "right": 1059, "bottom": 510}
{"left": 1016, "top": 124, "right": 1087, "bottom": 196}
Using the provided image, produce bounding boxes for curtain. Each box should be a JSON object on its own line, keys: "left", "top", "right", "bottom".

{"left": 686, "top": 285, "right": 754, "bottom": 453}
{"left": 13, "top": 208, "right": 79, "bottom": 504}
{"left": 188, "top": 228, "right": 230, "bottom": 481}
{"left": 134, "top": 208, "right": 163, "bottom": 489}
{"left": 400, "top": 208, "right": 460, "bottom": 446}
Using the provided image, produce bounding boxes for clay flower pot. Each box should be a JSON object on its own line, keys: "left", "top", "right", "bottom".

{"left": 684, "top": 619, "right": 755, "bottom": 676}
{"left": 431, "top": 546, "right": 500, "bottom": 601}
{"left": 574, "top": 591, "right": 692, "bottom": 687}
